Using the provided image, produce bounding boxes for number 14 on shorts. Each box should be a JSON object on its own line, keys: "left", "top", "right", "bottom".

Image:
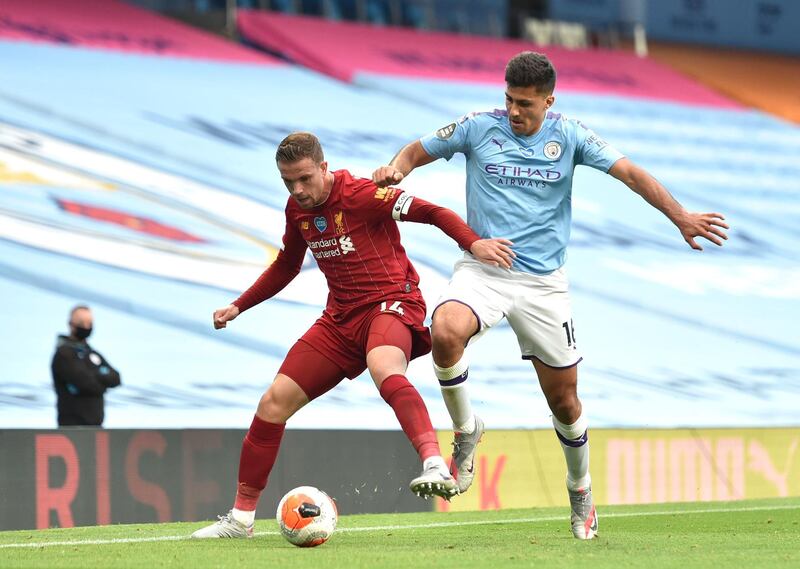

{"left": 562, "top": 319, "right": 577, "bottom": 348}
{"left": 380, "top": 301, "right": 404, "bottom": 316}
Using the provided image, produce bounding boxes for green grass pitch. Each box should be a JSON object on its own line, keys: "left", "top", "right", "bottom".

{"left": 2, "top": 498, "right": 798, "bottom": 568}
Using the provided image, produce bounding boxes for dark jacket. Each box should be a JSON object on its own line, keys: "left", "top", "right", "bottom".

{"left": 51, "top": 335, "right": 121, "bottom": 426}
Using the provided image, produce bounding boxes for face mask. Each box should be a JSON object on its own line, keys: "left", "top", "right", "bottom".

{"left": 73, "top": 326, "right": 92, "bottom": 340}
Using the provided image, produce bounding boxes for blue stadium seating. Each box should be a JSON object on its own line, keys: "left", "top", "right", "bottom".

{"left": 0, "top": 37, "right": 798, "bottom": 430}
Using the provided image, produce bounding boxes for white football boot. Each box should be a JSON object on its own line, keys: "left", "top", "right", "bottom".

{"left": 191, "top": 510, "right": 254, "bottom": 539}
{"left": 450, "top": 415, "right": 485, "bottom": 493}
{"left": 409, "top": 462, "right": 459, "bottom": 501}
{"left": 568, "top": 486, "right": 598, "bottom": 539}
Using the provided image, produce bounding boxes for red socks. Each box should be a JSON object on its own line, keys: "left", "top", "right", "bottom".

{"left": 379, "top": 374, "right": 441, "bottom": 461}
{"left": 234, "top": 376, "right": 438, "bottom": 510}
{"left": 234, "top": 415, "right": 285, "bottom": 511}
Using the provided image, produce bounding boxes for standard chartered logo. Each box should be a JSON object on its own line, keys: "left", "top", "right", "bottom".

{"left": 339, "top": 235, "right": 355, "bottom": 254}
{"left": 307, "top": 234, "right": 356, "bottom": 258}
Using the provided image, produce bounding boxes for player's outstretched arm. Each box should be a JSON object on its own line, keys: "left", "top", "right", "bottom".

{"left": 213, "top": 304, "right": 240, "bottom": 329}
{"left": 399, "top": 196, "right": 515, "bottom": 268}
{"left": 217, "top": 218, "right": 308, "bottom": 326}
{"left": 372, "top": 141, "right": 437, "bottom": 187}
{"left": 609, "top": 158, "right": 729, "bottom": 251}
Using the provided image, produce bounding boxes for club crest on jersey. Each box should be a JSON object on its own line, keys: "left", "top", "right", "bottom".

{"left": 374, "top": 187, "right": 397, "bottom": 202}
{"left": 544, "top": 141, "right": 562, "bottom": 160}
{"left": 314, "top": 216, "right": 327, "bottom": 232}
{"left": 436, "top": 123, "right": 457, "bottom": 139}
{"left": 300, "top": 220, "right": 309, "bottom": 230}
{"left": 334, "top": 211, "right": 345, "bottom": 235}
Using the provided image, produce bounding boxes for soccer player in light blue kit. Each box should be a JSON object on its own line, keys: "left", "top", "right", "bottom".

{"left": 372, "top": 51, "right": 729, "bottom": 539}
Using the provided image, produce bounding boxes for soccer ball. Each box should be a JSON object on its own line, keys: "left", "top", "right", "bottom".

{"left": 276, "top": 486, "right": 338, "bottom": 547}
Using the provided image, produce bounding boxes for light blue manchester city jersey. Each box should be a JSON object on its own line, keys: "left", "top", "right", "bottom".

{"left": 420, "top": 110, "right": 624, "bottom": 274}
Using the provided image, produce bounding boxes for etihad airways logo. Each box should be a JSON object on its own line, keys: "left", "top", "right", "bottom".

{"left": 484, "top": 164, "right": 562, "bottom": 180}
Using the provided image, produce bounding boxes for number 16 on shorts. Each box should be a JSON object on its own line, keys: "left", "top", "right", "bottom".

{"left": 562, "top": 319, "right": 577, "bottom": 349}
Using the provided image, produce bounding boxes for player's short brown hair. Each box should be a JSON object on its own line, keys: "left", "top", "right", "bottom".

{"left": 275, "top": 132, "right": 324, "bottom": 165}
{"left": 505, "top": 51, "right": 556, "bottom": 94}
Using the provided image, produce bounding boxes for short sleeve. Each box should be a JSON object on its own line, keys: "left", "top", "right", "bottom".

{"left": 573, "top": 120, "right": 624, "bottom": 172}
{"left": 419, "top": 114, "right": 475, "bottom": 161}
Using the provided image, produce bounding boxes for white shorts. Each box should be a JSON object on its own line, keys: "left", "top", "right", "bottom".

{"left": 434, "top": 254, "right": 582, "bottom": 368}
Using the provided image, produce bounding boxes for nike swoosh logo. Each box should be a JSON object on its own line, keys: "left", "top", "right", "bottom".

{"left": 586, "top": 507, "right": 598, "bottom": 533}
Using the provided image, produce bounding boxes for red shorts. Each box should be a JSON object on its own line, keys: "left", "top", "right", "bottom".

{"left": 278, "top": 295, "right": 432, "bottom": 399}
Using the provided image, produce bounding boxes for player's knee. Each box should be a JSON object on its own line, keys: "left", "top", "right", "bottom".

{"left": 431, "top": 312, "right": 470, "bottom": 352}
{"left": 431, "top": 308, "right": 472, "bottom": 352}
{"left": 366, "top": 345, "right": 408, "bottom": 386}
{"left": 368, "top": 365, "right": 394, "bottom": 388}
{"left": 257, "top": 389, "right": 296, "bottom": 423}
{"left": 548, "top": 393, "right": 581, "bottom": 424}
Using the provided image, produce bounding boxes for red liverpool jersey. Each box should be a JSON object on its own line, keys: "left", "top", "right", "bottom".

{"left": 234, "top": 170, "right": 479, "bottom": 321}
{"left": 289, "top": 170, "right": 420, "bottom": 319}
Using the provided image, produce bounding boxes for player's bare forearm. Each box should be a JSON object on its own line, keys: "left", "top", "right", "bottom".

{"left": 609, "top": 159, "right": 684, "bottom": 223}
{"left": 609, "top": 158, "right": 729, "bottom": 250}
{"left": 373, "top": 141, "right": 436, "bottom": 187}
{"left": 390, "top": 141, "right": 436, "bottom": 175}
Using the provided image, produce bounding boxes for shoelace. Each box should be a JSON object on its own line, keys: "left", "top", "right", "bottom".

{"left": 570, "top": 491, "right": 591, "bottom": 515}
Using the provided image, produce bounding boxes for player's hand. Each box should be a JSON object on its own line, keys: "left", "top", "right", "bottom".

{"left": 372, "top": 165, "right": 404, "bottom": 187}
{"left": 213, "top": 304, "right": 240, "bottom": 329}
{"left": 675, "top": 212, "right": 729, "bottom": 251}
{"left": 470, "top": 238, "right": 515, "bottom": 269}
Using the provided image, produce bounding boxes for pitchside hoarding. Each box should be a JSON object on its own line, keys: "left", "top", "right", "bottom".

{"left": 435, "top": 428, "right": 800, "bottom": 512}
{"left": 1, "top": 428, "right": 797, "bottom": 530}
{"left": 0, "top": 429, "right": 423, "bottom": 531}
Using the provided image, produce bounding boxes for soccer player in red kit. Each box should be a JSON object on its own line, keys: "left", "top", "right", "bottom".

{"left": 192, "top": 132, "right": 515, "bottom": 538}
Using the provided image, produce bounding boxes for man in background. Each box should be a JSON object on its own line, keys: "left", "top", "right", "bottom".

{"left": 51, "top": 305, "right": 121, "bottom": 426}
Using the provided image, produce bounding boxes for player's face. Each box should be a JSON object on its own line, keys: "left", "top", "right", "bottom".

{"left": 278, "top": 157, "right": 329, "bottom": 209}
{"left": 505, "top": 85, "right": 555, "bottom": 137}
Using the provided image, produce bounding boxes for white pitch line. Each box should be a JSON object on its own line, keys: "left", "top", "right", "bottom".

{"left": 1, "top": 503, "right": 798, "bottom": 550}
{"left": 336, "top": 503, "right": 800, "bottom": 533}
